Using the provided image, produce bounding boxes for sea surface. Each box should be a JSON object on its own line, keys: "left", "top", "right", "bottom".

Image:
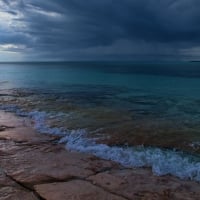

{"left": 1, "top": 61, "right": 200, "bottom": 181}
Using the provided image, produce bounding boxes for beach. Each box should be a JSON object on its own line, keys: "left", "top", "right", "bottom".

{"left": 0, "top": 110, "right": 200, "bottom": 200}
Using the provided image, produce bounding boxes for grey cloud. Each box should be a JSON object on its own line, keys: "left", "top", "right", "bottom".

{"left": 0, "top": 0, "right": 200, "bottom": 60}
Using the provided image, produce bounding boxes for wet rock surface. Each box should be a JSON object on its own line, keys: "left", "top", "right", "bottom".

{"left": 88, "top": 169, "right": 200, "bottom": 200}
{"left": 0, "top": 111, "right": 200, "bottom": 200}
{"left": 0, "top": 169, "right": 39, "bottom": 200}
{"left": 34, "top": 180, "right": 126, "bottom": 200}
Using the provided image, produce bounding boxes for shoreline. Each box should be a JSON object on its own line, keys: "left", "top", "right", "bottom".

{"left": 0, "top": 111, "right": 200, "bottom": 200}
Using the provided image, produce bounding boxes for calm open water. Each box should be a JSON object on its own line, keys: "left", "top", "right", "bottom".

{"left": 1, "top": 61, "right": 200, "bottom": 181}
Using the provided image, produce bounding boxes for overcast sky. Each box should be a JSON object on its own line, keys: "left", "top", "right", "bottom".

{"left": 0, "top": 0, "right": 200, "bottom": 61}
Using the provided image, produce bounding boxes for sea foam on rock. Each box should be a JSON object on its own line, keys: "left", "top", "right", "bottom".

{"left": 1, "top": 106, "right": 200, "bottom": 182}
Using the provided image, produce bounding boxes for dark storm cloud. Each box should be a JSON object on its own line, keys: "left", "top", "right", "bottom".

{"left": 0, "top": 0, "right": 200, "bottom": 60}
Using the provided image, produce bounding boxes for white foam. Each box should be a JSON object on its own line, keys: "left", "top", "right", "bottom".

{"left": 0, "top": 104, "right": 28, "bottom": 117}
{"left": 28, "top": 111, "right": 68, "bottom": 136}
{"left": 61, "top": 130, "right": 200, "bottom": 181}
{"left": 1, "top": 106, "right": 200, "bottom": 182}
{"left": 189, "top": 142, "right": 200, "bottom": 151}
{"left": 0, "top": 104, "right": 19, "bottom": 112}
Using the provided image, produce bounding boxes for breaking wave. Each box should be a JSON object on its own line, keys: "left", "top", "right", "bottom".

{"left": 1, "top": 105, "right": 200, "bottom": 182}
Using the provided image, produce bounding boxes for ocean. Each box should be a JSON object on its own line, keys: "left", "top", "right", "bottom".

{"left": 1, "top": 61, "right": 200, "bottom": 181}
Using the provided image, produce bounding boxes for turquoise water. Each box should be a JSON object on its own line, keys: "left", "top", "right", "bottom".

{"left": 1, "top": 62, "right": 200, "bottom": 96}
{"left": 1, "top": 62, "right": 200, "bottom": 181}
{"left": 1, "top": 62, "right": 200, "bottom": 98}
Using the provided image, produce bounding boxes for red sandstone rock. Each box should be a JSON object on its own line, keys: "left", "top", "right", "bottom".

{"left": 88, "top": 169, "right": 200, "bottom": 200}
{"left": 34, "top": 180, "right": 126, "bottom": 200}
{"left": 0, "top": 140, "right": 115, "bottom": 187}
{"left": 0, "top": 111, "right": 200, "bottom": 200}
{"left": 0, "top": 170, "right": 38, "bottom": 200}
{"left": 0, "top": 187, "right": 38, "bottom": 200}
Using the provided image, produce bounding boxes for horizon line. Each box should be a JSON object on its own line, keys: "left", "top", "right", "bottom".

{"left": 0, "top": 60, "right": 197, "bottom": 64}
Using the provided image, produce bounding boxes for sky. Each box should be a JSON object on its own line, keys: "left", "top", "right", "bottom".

{"left": 0, "top": 0, "right": 200, "bottom": 61}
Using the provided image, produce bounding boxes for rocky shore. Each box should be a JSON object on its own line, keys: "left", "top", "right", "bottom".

{"left": 0, "top": 111, "right": 200, "bottom": 200}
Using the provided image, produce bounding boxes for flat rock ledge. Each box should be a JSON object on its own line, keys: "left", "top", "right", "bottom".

{"left": 0, "top": 111, "right": 200, "bottom": 200}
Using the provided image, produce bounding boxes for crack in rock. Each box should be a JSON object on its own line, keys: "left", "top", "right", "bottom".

{"left": 0, "top": 125, "right": 15, "bottom": 132}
